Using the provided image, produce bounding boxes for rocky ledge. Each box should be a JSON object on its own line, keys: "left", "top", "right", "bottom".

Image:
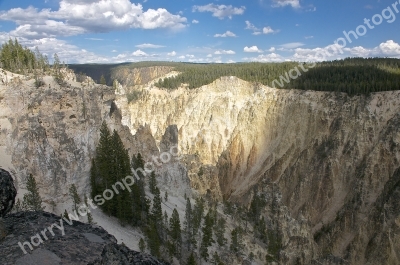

{"left": 0, "top": 211, "right": 169, "bottom": 265}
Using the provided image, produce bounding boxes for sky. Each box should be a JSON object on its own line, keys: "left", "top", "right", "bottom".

{"left": 0, "top": 0, "right": 399, "bottom": 64}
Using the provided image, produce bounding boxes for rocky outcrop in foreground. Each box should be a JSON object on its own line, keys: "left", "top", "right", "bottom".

{"left": 0, "top": 168, "right": 16, "bottom": 217}
{"left": 0, "top": 211, "right": 169, "bottom": 265}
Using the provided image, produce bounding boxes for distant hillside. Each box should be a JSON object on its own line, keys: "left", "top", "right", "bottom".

{"left": 69, "top": 58, "right": 400, "bottom": 96}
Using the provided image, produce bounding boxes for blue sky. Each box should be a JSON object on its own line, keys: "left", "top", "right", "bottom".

{"left": 0, "top": 0, "right": 399, "bottom": 63}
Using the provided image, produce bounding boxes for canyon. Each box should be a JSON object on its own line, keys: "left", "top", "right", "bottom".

{"left": 0, "top": 66, "right": 399, "bottom": 264}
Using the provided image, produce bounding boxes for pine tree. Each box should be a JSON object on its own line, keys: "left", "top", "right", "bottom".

{"left": 52, "top": 53, "right": 64, "bottom": 84}
{"left": 169, "top": 208, "right": 182, "bottom": 257}
{"left": 139, "top": 238, "right": 146, "bottom": 253}
{"left": 149, "top": 171, "right": 157, "bottom": 194}
{"left": 63, "top": 209, "right": 69, "bottom": 220}
{"left": 151, "top": 187, "right": 163, "bottom": 222}
{"left": 215, "top": 217, "right": 227, "bottom": 246}
{"left": 184, "top": 198, "right": 193, "bottom": 250}
{"left": 100, "top": 74, "right": 106, "bottom": 85}
{"left": 230, "top": 227, "right": 243, "bottom": 254}
{"left": 200, "top": 211, "right": 215, "bottom": 261}
{"left": 22, "top": 174, "right": 45, "bottom": 211}
{"left": 147, "top": 221, "right": 161, "bottom": 257}
{"left": 164, "top": 191, "right": 168, "bottom": 202}
{"left": 69, "top": 184, "right": 81, "bottom": 212}
{"left": 13, "top": 198, "right": 22, "bottom": 212}
{"left": 187, "top": 252, "right": 197, "bottom": 265}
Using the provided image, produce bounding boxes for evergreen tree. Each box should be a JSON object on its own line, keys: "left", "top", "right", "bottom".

{"left": 169, "top": 208, "right": 182, "bottom": 258}
{"left": 52, "top": 53, "right": 64, "bottom": 84}
{"left": 151, "top": 187, "right": 163, "bottom": 222}
{"left": 13, "top": 198, "right": 22, "bottom": 212}
{"left": 211, "top": 252, "right": 224, "bottom": 265}
{"left": 139, "top": 238, "right": 146, "bottom": 253}
{"left": 146, "top": 221, "right": 161, "bottom": 257}
{"left": 215, "top": 217, "right": 227, "bottom": 246}
{"left": 149, "top": 171, "right": 157, "bottom": 194}
{"left": 192, "top": 197, "right": 205, "bottom": 235}
{"left": 164, "top": 191, "right": 168, "bottom": 202}
{"left": 200, "top": 211, "right": 215, "bottom": 261}
{"left": 100, "top": 74, "right": 106, "bottom": 85}
{"left": 69, "top": 184, "right": 81, "bottom": 212}
{"left": 22, "top": 174, "right": 45, "bottom": 211}
{"left": 187, "top": 252, "right": 197, "bottom": 265}
{"left": 230, "top": 227, "right": 243, "bottom": 255}
{"left": 63, "top": 209, "right": 69, "bottom": 220}
{"left": 184, "top": 198, "right": 193, "bottom": 250}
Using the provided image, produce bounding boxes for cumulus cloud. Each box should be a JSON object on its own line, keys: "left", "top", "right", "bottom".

{"left": 0, "top": 0, "right": 187, "bottom": 39}
{"left": 243, "top": 53, "right": 284, "bottom": 62}
{"left": 272, "top": 0, "right": 301, "bottom": 8}
{"left": 192, "top": 19, "right": 199, "bottom": 24}
{"left": 376, "top": 40, "right": 400, "bottom": 56}
{"left": 132, "top": 49, "right": 148, "bottom": 56}
{"left": 167, "top": 51, "right": 177, "bottom": 56}
{"left": 244, "top": 46, "right": 263, "bottom": 53}
{"left": 135, "top": 43, "right": 165, "bottom": 49}
{"left": 214, "top": 50, "right": 235, "bottom": 55}
{"left": 193, "top": 4, "right": 245, "bottom": 19}
{"left": 214, "top": 30, "right": 236, "bottom": 37}
{"left": 263, "top": 26, "right": 277, "bottom": 34}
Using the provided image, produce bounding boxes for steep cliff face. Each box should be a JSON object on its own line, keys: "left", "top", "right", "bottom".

{"left": 119, "top": 73, "right": 400, "bottom": 264}
{"left": 0, "top": 69, "right": 160, "bottom": 211}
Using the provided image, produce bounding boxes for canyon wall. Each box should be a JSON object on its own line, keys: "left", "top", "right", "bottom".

{"left": 120, "top": 73, "right": 400, "bottom": 264}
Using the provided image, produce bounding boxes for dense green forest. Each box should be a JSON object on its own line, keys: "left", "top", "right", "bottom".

{"left": 152, "top": 58, "right": 400, "bottom": 95}
{"left": 68, "top": 58, "right": 400, "bottom": 96}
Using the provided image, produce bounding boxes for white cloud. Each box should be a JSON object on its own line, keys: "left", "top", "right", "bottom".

{"left": 245, "top": 21, "right": 259, "bottom": 31}
{"left": 0, "top": 0, "right": 187, "bottom": 39}
{"left": 132, "top": 49, "right": 148, "bottom": 56}
{"left": 111, "top": 49, "right": 117, "bottom": 52}
{"left": 214, "top": 30, "right": 236, "bottom": 38}
{"left": 272, "top": 0, "right": 301, "bottom": 8}
{"left": 226, "top": 60, "right": 235, "bottom": 63}
{"left": 186, "top": 54, "right": 195, "bottom": 58}
{"left": 85, "top": 37, "right": 103, "bottom": 41}
{"left": 268, "top": 47, "right": 276, "bottom": 52}
{"left": 252, "top": 32, "right": 262, "bottom": 35}
{"left": 178, "top": 55, "right": 185, "bottom": 59}
{"left": 207, "top": 54, "right": 213, "bottom": 58}
{"left": 192, "top": 19, "right": 199, "bottom": 24}
{"left": 243, "top": 53, "right": 284, "bottom": 62}
{"left": 306, "top": 6, "right": 317, "bottom": 12}
{"left": 280, "top": 42, "right": 304, "bottom": 49}
{"left": 192, "top": 4, "right": 245, "bottom": 19}
{"left": 135, "top": 43, "right": 165, "bottom": 49}
{"left": 167, "top": 51, "right": 177, "bottom": 56}
{"left": 376, "top": 40, "right": 400, "bottom": 56}
{"left": 244, "top": 46, "right": 263, "bottom": 53}
{"left": 305, "top": 36, "right": 314, "bottom": 39}
{"left": 263, "top": 26, "right": 276, "bottom": 34}
{"left": 214, "top": 50, "right": 235, "bottom": 55}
